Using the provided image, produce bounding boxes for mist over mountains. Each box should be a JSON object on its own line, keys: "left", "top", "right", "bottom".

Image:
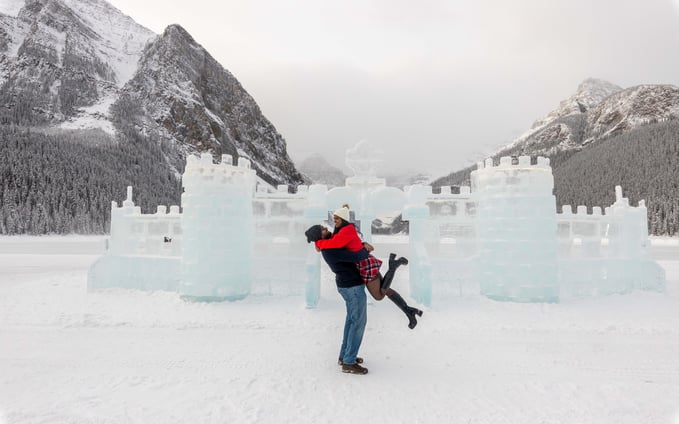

{"left": 434, "top": 78, "right": 679, "bottom": 236}
{"left": 296, "top": 153, "right": 346, "bottom": 188}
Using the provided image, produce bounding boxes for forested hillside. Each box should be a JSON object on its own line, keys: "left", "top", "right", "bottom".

{"left": 0, "top": 127, "right": 181, "bottom": 234}
{"left": 431, "top": 119, "right": 679, "bottom": 236}
{"left": 553, "top": 119, "right": 679, "bottom": 236}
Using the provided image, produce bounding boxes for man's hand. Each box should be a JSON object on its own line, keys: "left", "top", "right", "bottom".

{"left": 363, "top": 242, "right": 374, "bottom": 252}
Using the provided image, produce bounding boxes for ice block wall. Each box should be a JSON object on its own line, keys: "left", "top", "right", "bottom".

{"left": 420, "top": 185, "right": 479, "bottom": 300}
{"left": 88, "top": 186, "right": 182, "bottom": 292}
{"left": 403, "top": 184, "right": 433, "bottom": 305}
{"left": 556, "top": 186, "right": 665, "bottom": 298}
{"left": 302, "top": 184, "right": 329, "bottom": 308}
{"left": 471, "top": 156, "right": 558, "bottom": 302}
{"left": 108, "top": 186, "right": 182, "bottom": 257}
{"left": 252, "top": 184, "right": 314, "bottom": 305}
{"left": 88, "top": 140, "right": 665, "bottom": 305}
{"left": 179, "top": 153, "right": 256, "bottom": 301}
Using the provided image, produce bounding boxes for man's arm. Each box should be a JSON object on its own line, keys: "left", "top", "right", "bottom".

{"left": 321, "top": 248, "right": 369, "bottom": 264}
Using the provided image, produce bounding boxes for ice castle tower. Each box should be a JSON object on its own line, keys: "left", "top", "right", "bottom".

{"left": 472, "top": 156, "right": 559, "bottom": 302}
{"left": 179, "top": 153, "right": 256, "bottom": 301}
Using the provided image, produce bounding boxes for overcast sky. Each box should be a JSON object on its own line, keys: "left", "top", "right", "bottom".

{"left": 107, "top": 0, "right": 679, "bottom": 177}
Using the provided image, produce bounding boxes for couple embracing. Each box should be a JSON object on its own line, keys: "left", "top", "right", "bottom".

{"left": 305, "top": 205, "right": 423, "bottom": 375}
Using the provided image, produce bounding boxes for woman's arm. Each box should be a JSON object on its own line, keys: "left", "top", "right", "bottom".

{"left": 315, "top": 225, "right": 360, "bottom": 250}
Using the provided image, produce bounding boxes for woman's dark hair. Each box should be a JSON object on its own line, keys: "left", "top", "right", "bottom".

{"left": 332, "top": 221, "right": 361, "bottom": 238}
{"left": 332, "top": 220, "right": 346, "bottom": 235}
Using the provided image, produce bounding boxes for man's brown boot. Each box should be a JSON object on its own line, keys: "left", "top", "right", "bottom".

{"left": 341, "top": 363, "right": 368, "bottom": 374}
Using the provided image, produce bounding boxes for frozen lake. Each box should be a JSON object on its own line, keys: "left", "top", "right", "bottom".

{"left": 1, "top": 236, "right": 678, "bottom": 423}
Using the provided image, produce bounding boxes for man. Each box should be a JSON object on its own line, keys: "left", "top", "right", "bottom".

{"left": 305, "top": 222, "right": 369, "bottom": 375}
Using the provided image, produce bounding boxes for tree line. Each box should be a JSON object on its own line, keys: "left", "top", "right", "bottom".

{"left": 552, "top": 119, "right": 679, "bottom": 236}
{"left": 0, "top": 126, "right": 181, "bottom": 234}
{"left": 1, "top": 119, "right": 677, "bottom": 236}
{"left": 430, "top": 119, "right": 679, "bottom": 236}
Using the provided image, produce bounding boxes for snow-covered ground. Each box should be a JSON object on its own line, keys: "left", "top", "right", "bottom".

{"left": 1, "top": 236, "right": 679, "bottom": 424}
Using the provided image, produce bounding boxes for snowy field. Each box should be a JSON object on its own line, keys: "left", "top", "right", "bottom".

{"left": 1, "top": 236, "right": 679, "bottom": 424}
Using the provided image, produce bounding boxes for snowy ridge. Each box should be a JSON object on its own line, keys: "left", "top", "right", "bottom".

{"left": 0, "top": 0, "right": 154, "bottom": 133}
{"left": 502, "top": 79, "right": 679, "bottom": 157}
{"left": 59, "top": 92, "right": 116, "bottom": 133}
{"left": 535, "top": 78, "right": 623, "bottom": 128}
{"left": 519, "top": 122, "right": 575, "bottom": 156}
{"left": 509, "top": 78, "right": 623, "bottom": 149}
{"left": 0, "top": 7, "right": 29, "bottom": 56}
{"left": 59, "top": 0, "right": 155, "bottom": 86}
{"left": 119, "top": 24, "right": 303, "bottom": 184}
{"left": 0, "top": 0, "right": 304, "bottom": 186}
{"left": 0, "top": 0, "right": 24, "bottom": 17}
{"left": 49, "top": 0, "right": 154, "bottom": 133}
{"left": 585, "top": 84, "right": 679, "bottom": 142}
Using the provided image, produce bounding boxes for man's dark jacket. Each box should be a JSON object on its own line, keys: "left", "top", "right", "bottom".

{"left": 320, "top": 248, "right": 370, "bottom": 288}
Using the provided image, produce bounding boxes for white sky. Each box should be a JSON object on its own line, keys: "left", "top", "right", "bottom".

{"left": 105, "top": 0, "right": 679, "bottom": 176}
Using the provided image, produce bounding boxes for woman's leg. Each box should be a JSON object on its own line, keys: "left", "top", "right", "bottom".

{"left": 366, "top": 275, "right": 386, "bottom": 300}
{"left": 385, "top": 288, "right": 423, "bottom": 329}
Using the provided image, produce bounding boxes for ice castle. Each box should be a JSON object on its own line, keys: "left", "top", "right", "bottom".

{"left": 88, "top": 142, "right": 666, "bottom": 306}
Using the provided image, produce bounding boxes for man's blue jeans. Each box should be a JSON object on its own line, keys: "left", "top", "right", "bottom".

{"left": 337, "top": 284, "right": 367, "bottom": 365}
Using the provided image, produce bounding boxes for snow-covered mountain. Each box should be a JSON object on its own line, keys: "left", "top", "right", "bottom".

{"left": 0, "top": 0, "right": 153, "bottom": 128}
{"left": 432, "top": 77, "right": 679, "bottom": 236}
{"left": 525, "top": 78, "right": 623, "bottom": 134}
{"left": 584, "top": 84, "right": 679, "bottom": 142}
{"left": 0, "top": 0, "right": 303, "bottom": 186}
{"left": 113, "top": 24, "right": 303, "bottom": 184}
{"left": 505, "top": 78, "right": 679, "bottom": 157}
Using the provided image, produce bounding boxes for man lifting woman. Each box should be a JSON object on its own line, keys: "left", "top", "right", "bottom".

{"left": 305, "top": 205, "right": 423, "bottom": 329}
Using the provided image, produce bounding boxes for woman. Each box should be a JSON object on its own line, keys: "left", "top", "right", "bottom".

{"left": 306, "top": 205, "right": 423, "bottom": 330}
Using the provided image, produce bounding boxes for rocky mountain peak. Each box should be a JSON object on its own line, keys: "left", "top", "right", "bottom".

{"left": 0, "top": 0, "right": 155, "bottom": 126}
{"left": 0, "top": 0, "right": 24, "bottom": 17}
{"left": 117, "top": 22, "right": 303, "bottom": 185}
{"left": 574, "top": 78, "right": 623, "bottom": 103}
{"left": 0, "top": 0, "right": 303, "bottom": 186}
{"left": 529, "top": 78, "right": 623, "bottom": 131}
{"left": 20, "top": 0, "right": 94, "bottom": 39}
{"left": 161, "top": 23, "right": 192, "bottom": 41}
{"left": 585, "top": 84, "right": 679, "bottom": 141}
{"left": 498, "top": 79, "right": 678, "bottom": 158}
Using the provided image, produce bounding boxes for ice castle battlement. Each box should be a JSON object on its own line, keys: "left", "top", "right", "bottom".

{"left": 556, "top": 185, "right": 650, "bottom": 253}
{"left": 476, "top": 155, "right": 551, "bottom": 169}
{"left": 472, "top": 155, "right": 553, "bottom": 195}
{"left": 88, "top": 147, "right": 666, "bottom": 306}
{"left": 108, "top": 186, "right": 182, "bottom": 257}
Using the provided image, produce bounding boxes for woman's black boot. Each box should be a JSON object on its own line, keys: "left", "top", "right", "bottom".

{"left": 387, "top": 289, "right": 422, "bottom": 329}
{"left": 380, "top": 253, "right": 409, "bottom": 291}
{"left": 388, "top": 253, "right": 409, "bottom": 269}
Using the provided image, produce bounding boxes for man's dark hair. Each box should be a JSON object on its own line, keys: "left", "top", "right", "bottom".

{"left": 305, "top": 225, "right": 323, "bottom": 243}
